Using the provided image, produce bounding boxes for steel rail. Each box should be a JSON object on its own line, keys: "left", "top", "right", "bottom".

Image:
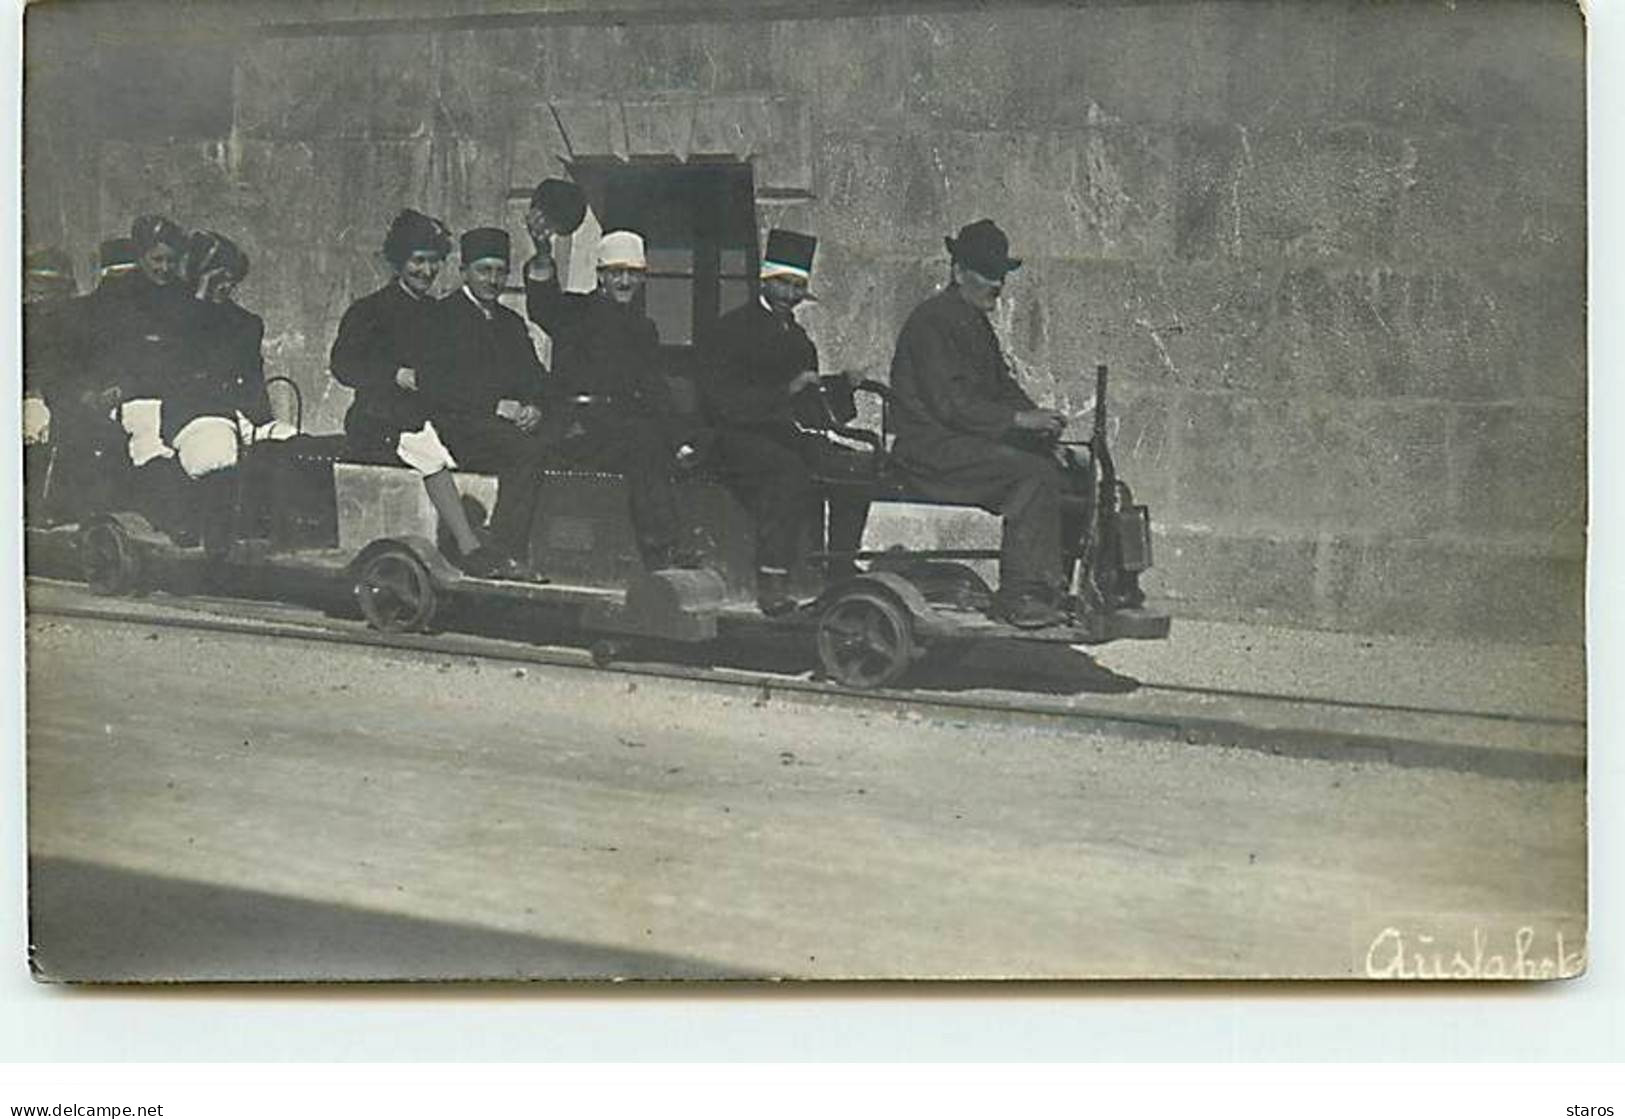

{"left": 24, "top": 588, "right": 1585, "bottom": 782}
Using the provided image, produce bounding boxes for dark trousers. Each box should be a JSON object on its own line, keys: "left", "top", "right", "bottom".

{"left": 545, "top": 412, "right": 680, "bottom": 558}
{"left": 435, "top": 414, "right": 548, "bottom": 558}
{"left": 897, "top": 436, "right": 1069, "bottom": 597}
{"left": 712, "top": 427, "right": 870, "bottom": 574}
{"left": 36, "top": 402, "right": 123, "bottom": 525}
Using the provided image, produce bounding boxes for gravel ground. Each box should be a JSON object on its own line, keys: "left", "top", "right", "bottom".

{"left": 25, "top": 615, "right": 1587, "bottom": 981}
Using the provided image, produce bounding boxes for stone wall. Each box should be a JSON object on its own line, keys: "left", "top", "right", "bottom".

{"left": 22, "top": 0, "right": 1587, "bottom": 641}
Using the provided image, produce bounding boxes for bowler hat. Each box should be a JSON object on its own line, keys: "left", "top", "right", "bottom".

{"left": 529, "top": 178, "right": 588, "bottom": 237}
{"left": 945, "top": 219, "right": 1022, "bottom": 278}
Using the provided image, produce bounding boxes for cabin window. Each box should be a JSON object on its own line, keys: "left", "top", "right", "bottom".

{"left": 567, "top": 161, "right": 759, "bottom": 357}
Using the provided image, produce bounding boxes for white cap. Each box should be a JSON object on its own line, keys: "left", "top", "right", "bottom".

{"left": 596, "top": 230, "right": 647, "bottom": 270}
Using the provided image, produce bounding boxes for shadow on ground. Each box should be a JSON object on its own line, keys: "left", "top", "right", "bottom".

{"left": 28, "top": 857, "right": 741, "bottom": 983}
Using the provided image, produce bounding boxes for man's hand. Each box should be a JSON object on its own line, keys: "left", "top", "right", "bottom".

{"left": 787, "top": 369, "right": 822, "bottom": 395}
{"left": 524, "top": 206, "right": 555, "bottom": 246}
{"left": 515, "top": 403, "right": 544, "bottom": 434}
{"left": 395, "top": 367, "right": 418, "bottom": 392}
{"left": 1013, "top": 408, "right": 1067, "bottom": 436}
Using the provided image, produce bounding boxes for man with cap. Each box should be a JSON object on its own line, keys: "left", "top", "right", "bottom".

{"left": 27, "top": 238, "right": 144, "bottom": 523}
{"left": 330, "top": 210, "right": 522, "bottom": 579}
{"left": 888, "top": 218, "right": 1073, "bottom": 629}
{"left": 85, "top": 214, "right": 216, "bottom": 542}
{"left": 416, "top": 227, "right": 551, "bottom": 576}
{"left": 523, "top": 217, "right": 694, "bottom": 570}
{"left": 700, "top": 229, "right": 871, "bottom": 615}
{"left": 21, "top": 248, "right": 78, "bottom": 522}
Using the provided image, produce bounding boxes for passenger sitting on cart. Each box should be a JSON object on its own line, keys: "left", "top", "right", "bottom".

{"left": 21, "top": 247, "right": 78, "bottom": 523}
{"left": 329, "top": 210, "right": 526, "bottom": 580}
{"left": 700, "top": 229, "right": 871, "bottom": 616}
{"left": 31, "top": 238, "right": 145, "bottom": 526}
{"left": 887, "top": 219, "right": 1078, "bottom": 631}
{"left": 416, "top": 227, "right": 551, "bottom": 581}
{"left": 96, "top": 214, "right": 228, "bottom": 549}
{"left": 522, "top": 220, "right": 699, "bottom": 571}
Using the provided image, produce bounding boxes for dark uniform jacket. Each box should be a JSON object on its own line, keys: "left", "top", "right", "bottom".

{"left": 330, "top": 281, "right": 438, "bottom": 448}
{"left": 23, "top": 297, "right": 77, "bottom": 406}
{"left": 701, "top": 300, "right": 820, "bottom": 434}
{"left": 418, "top": 288, "right": 548, "bottom": 424}
{"left": 887, "top": 285, "right": 1037, "bottom": 468}
{"left": 91, "top": 275, "right": 199, "bottom": 405}
{"left": 185, "top": 299, "right": 271, "bottom": 431}
{"left": 524, "top": 276, "right": 675, "bottom": 429}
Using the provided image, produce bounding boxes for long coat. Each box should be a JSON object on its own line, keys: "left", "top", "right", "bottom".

{"left": 887, "top": 285, "right": 1038, "bottom": 470}
{"left": 417, "top": 287, "right": 548, "bottom": 424}
{"left": 329, "top": 280, "right": 439, "bottom": 451}
{"left": 523, "top": 276, "right": 677, "bottom": 437}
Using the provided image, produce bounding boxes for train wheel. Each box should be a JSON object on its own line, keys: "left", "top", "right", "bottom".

{"left": 355, "top": 547, "right": 439, "bottom": 633}
{"left": 80, "top": 521, "right": 140, "bottom": 596}
{"left": 816, "top": 589, "right": 915, "bottom": 689}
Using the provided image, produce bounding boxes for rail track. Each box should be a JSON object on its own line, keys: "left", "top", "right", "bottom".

{"left": 23, "top": 577, "right": 1584, "bottom": 782}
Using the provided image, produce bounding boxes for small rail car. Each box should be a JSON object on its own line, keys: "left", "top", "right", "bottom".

{"left": 37, "top": 366, "right": 1168, "bottom": 689}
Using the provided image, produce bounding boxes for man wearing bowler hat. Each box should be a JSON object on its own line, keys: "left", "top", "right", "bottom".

{"left": 888, "top": 218, "right": 1073, "bottom": 629}
{"left": 523, "top": 202, "right": 694, "bottom": 570}
{"left": 701, "top": 229, "right": 870, "bottom": 615}
{"left": 416, "top": 227, "right": 550, "bottom": 577}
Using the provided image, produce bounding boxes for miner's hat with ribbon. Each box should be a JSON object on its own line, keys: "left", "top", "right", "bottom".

{"left": 460, "top": 227, "right": 512, "bottom": 265}
{"left": 25, "top": 247, "right": 74, "bottom": 283}
{"left": 99, "top": 237, "right": 139, "bottom": 272}
{"left": 761, "top": 229, "right": 816, "bottom": 282}
{"left": 945, "top": 218, "right": 1022, "bottom": 278}
{"left": 529, "top": 178, "right": 588, "bottom": 238}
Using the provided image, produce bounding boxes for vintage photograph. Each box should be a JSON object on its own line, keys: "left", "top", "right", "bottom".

{"left": 19, "top": 0, "right": 1586, "bottom": 981}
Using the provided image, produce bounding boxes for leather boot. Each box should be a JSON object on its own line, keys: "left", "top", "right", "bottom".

{"left": 756, "top": 568, "right": 797, "bottom": 617}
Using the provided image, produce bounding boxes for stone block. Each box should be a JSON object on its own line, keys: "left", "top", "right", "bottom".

{"left": 925, "top": 128, "right": 1178, "bottom": 264}
{"left": 545, "top": 98, "right": 626, "bottom": 160}
{"left": 1270, "top": 265, "right": 1553, "bottom": 402}
{"left": 432, "top": 29, "right": 541, "bottom": 141}
{"left": 799, "top": 243, "right": 942, "bottom": 378}
{"left": 1334, "top": 2, "right": 1582, "bottom": 131}
{"left": 1232, "top": 126, "right": 1406, "bottom": 263}
{"left": 752, "top": 97, "right": 813, "bottom": 195}
{"left": 1317, "top": 535, "right": 1585, "bottom": 644}
{"left": 621, "top": 98, "right": 695, "bottom": 161}
{"left": 235, "top": 35, "right": 434, "bottom": 140}
{"left": 1394, "top": 123, "right": 1585, "bottom": 266}
{"left": 782, "top": 17, "right": 909, "bottom": 134}
{"left": 815, "top": 132, "right": 951, "bottom": 254}
{"left": 688, "top": 95, "right": 772, "bottom": 160}
{"left": 1036, "top": 260, "right": 1280, "bottom": 397}
{"left": 1150, "top": 528, "right": 1320, "bottom": 627}
{"left": 1171, "top": 395, "right": 1456, "bottom": 538}
{"left": 1450, "top": 405, "right": 1587, "bottom": 545}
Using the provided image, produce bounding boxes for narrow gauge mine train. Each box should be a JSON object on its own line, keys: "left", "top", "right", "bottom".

{"left": 28, "top": 359, "right": 1167, "bottom": 689}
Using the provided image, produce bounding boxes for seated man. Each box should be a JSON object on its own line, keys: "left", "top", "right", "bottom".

{"left": 701, "top": 229, "right": 870, "bottom": 615}
{"left": 34, "top": 238, "right": 150, "bottom": 525}
{"left": 416, "top": 227, "right": 550, "bottom": 578}
{"left": 523, "top": 219, "right": 695, "bottom": 570}
{"left": 329, "top": 209, "right": 522, "bottom": 579}
{"left": 887, "top": 219, "right": 1075, "bottom": 630}
{"left": 21, "top": 247, "right": 78, "bottom": 523}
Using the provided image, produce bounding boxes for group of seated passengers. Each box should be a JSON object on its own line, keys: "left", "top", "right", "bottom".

{"left": 23, "top": 193, "right": 1102, "bottom": 628}
{"left": 332, "top": 192, "right": 869, "bottom": 612}
{"left": 23, "top": 217, "right": 288, "bottom": 558}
